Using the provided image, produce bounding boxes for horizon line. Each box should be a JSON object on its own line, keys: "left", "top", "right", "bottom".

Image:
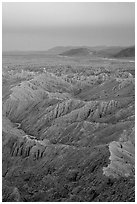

{"left": 2, "top": 44, "right": 135, "bottom": 53}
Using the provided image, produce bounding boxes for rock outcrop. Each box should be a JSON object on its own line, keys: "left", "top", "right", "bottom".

{"left": 103, "top": 127, "right": 135, "bottom": 178}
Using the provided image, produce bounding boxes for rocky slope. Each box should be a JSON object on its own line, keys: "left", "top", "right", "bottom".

{"left": 2, "top": 60, "right": 135, "bottom": 201}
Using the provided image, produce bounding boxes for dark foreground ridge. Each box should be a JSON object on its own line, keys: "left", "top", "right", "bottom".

{"left": 2, "top": 55, "right": 135, "bottom": 202}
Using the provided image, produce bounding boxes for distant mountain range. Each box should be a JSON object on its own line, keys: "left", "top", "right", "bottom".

{"left": 46, "top": 45, "right": 135, "bottom": 58}
{"left": 46, "top": 46, "right": 109, "bottom": 55}
{"left": 113, "top": 46, "right": 135, "bottom": 58}
{"left": 60, "top": 47, "right": 93, "bottom": 56}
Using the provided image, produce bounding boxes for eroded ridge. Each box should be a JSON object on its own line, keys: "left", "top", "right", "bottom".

{"left": 103, "top": 126, "right": 135, "bottom": 178}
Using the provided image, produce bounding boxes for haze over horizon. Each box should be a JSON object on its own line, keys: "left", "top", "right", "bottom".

{"left": 2, "top": 2, "right": 135, "bottom": 51}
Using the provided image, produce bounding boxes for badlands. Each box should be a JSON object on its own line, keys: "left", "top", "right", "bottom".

{"left": 2, "top": 48, "right": 135, "bottom": 201}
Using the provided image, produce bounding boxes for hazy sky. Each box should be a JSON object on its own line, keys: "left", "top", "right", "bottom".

{"left": 2, "top": 2, "right": 135, "bottom": 51}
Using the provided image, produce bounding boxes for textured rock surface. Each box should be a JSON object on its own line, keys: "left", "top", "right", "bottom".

{"left": 103, "top": 127, "right": 135, "bottom": 178}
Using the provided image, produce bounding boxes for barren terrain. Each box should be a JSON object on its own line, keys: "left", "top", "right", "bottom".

{"left": 2, "top": 51, "right": 135, "bottom": 202}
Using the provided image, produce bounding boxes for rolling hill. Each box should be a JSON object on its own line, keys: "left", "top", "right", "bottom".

{"left": 60, "top": 48, "right": 93, "bottom": 56}
{"left": 58, "top": 46, "right": 135, "bottom": 58}
{"left": 113, "top": 46, "right": 135, "bottom": 58}
{"left": 92, "top": 46, "right": 124, "bottom": 58}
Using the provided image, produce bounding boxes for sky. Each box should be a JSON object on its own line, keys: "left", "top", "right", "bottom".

{"left": 2, "top": 2, "right": 135, "bottom": 51}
